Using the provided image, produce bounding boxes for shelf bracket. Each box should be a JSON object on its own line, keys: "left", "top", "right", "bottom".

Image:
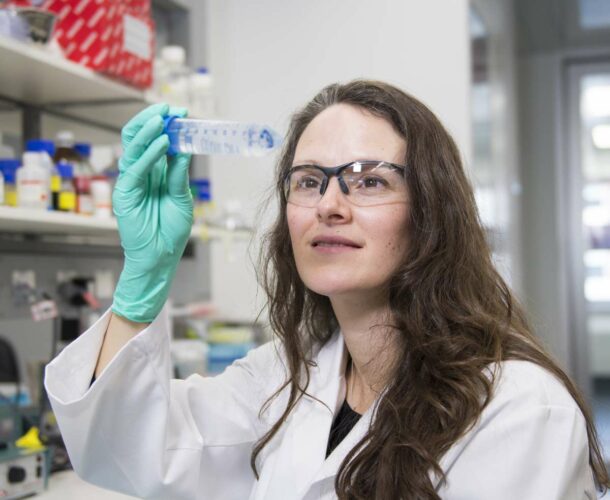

{"left": 22, "top": 103, "right": 41, "bottom": 144}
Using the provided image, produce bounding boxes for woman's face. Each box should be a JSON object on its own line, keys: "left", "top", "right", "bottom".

{"left": 287, "top": 103, "right": 410, "bottom": 299}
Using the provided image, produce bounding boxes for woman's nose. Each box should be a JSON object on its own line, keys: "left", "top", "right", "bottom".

{"left": 316, "top": 177, "right": 352, "bottom": 222}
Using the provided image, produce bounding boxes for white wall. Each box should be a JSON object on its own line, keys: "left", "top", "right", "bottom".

{"left": 518, "top": 52, "right": 573, "bottom": 371}
{"left": 202, "top": 0, "right": 472, "bottom": 322}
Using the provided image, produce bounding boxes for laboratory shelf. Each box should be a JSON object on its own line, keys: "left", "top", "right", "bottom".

{"left": 0, "top": 206, "right": 252, "bottom": 243}
{"left": 0, "top": 35, "right": 152, "bottom": 129}
{"left": 0, "top": 36, "right": 143, "bottom": 104}
{"left": 0, "top": 206, "right": 117, "bottom": 236}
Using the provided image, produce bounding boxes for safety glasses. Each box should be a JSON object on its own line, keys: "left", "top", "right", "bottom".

{"left": 283, "top": 160, "right": 408, "bottom": 207}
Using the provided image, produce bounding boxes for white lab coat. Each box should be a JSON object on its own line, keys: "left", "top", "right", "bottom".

{"left": 44, "top": 307, "right": 597, "bottom": 500}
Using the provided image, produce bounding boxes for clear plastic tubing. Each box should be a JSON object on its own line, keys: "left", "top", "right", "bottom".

{"left": 163, "top": 116, "right": 283, "bottom": 157}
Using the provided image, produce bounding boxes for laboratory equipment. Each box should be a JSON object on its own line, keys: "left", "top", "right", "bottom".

{"left": 74, "top": 143, "right": 94, "bottom": 215}
{"left": 163, "top": 116, "right": 283, "bottom": 156}
{"left": 189, "top": 67, "right": 215, "bottom": 117}
{"left": 171, "top": 340, "right": 209, "bottom": 379}
{"left": 157, "top": 46, "right": 190, "bottom": 107}
{"left": 14, "top": 7, "right": 56, "bottom": 44}
{"left": 190, "top": 178, "right": 215, "bottom": 224}
{"left": 90, "top": 175, "right": 112, "bottom": 218}
{"left": 53, "top": 131, "right": 81, "bottom": 166}
{"left": 25, "top": 139, "right": 56, "bottom": 210}
{"left": 56, "top": 162, "right": 76, "bottom": 212}
{"left": 0, "top": 445, "right": 49, "bottom": 499}
{"left": 0, "top": 6, "right": 28, "bottom": 41}
{"left": 0, "top": 160, "right": 19, "bottom": 207}
{"left": 53, "top": 132, "right": 81, "bottom": 211}
{"left": 0, "top": 337, "right": 50, "bottom": 498}
{"left": 16, "top": 152, "right": 50, "bottom": 210}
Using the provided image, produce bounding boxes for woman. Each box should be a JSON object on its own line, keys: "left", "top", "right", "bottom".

{"left": 45, "top": 80, "right": 609, "bottom": 499}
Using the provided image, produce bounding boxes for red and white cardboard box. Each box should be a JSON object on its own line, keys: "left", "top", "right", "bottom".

{"left": 9, "top": 0, "right": 154, "bottom": 89}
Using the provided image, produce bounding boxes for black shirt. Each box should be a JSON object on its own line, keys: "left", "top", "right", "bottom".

{"left": 325, "top": 398, "right": 362, "bottom": 458}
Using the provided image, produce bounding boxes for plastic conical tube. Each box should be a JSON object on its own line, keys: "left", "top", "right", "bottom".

{"left": 163, "top": 116, "right": 283, "bottom": 156}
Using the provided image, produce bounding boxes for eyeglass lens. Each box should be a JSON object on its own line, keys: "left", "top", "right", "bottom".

{"left": 285, "top": 161, "right": 407, "bottom": 207}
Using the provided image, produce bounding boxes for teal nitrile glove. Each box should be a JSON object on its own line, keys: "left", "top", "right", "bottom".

{"left": 111, "top": 103, "right": 193, "bottom": 323}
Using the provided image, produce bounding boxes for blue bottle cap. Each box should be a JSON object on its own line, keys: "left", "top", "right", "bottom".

{"left": 0, "top": 159, "right": 20, "bottom": 183}
{"left": 190, "top": 179, "right": 211, "bottom": 201}
{"left": 191, "top": 178, "right": 210, "bottom": 188}
{"left": 196, "top": 66, "right": 209, "bottom": 74}
{"left": 74, "top": 143, "right": 91, "bottom": 158}
{"left": 0, "top": 158, "right": 21, "bottom": 170}
{"left": 26, "top": 139, "right": 56, "bottom": 156}
{"left": 57, "top": 161, "right": 74, "bottom": 179}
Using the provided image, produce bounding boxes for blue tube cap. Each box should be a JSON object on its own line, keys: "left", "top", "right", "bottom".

{"left": 163, "top": 115, "right": 180, "bottom": 155}
{"left": 163, "top": 115, "right": 181, "bottom": 156}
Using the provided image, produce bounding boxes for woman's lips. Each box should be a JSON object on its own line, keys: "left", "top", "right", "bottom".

{"left": 311, "top": 240, "right": 361, "bottom": 253}
{"left": 311, "top": 236, "right": 361, "bottom": 248}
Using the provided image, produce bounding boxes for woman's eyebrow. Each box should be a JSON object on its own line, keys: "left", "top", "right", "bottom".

{"left": 292, "top": 159, "right": 320, "bottom": 165}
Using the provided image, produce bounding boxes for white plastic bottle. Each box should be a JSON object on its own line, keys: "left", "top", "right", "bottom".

{"left": 90, "top": 175, "right": 112, "bottom": 218}
{"left": 163, "top": 117, "right": 282, "bottom": 156}
{"left": 17, "top": 152, "right": 51, "bottom": 210}
{"left": 189, "top": 67, "right": 215, "bottom": 118}
{"left": 159, "top": 45, "right": 190, "bottom": 108}
{"left": 25, "top": 139, "right": 56, "bottom": 210}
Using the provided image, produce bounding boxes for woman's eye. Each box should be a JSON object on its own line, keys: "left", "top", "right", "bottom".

{"left": 359, "top": 176, "right": 388, "bottom": 189}
{"left": 296, "top": 176, "right": 321, "bottom": 190}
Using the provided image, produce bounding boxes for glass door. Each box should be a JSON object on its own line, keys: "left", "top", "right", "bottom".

{"left": 567, "top": 62, "right": 610, "bottom": 463}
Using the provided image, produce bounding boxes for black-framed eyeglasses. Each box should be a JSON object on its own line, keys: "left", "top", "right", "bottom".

{"left": 283, "top": 160, "right": 408, "bottom": 207}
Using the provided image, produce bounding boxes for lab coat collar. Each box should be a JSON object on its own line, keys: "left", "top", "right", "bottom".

{"left": 263, "top": 330, "right": 445, "bottom": 498}
{"left": 299, "top": 330, "right": 443, "bottom": 492}
{"left": 261, "top": 330, "right": 347, "bottom": 499}
{"left": 298, "top": 330, "right": 381, "bottom": 489}
{"left": 304, "top": 329, "right": 349, "bottom": 413}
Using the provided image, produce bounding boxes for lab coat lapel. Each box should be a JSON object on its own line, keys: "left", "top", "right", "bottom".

{"left": 302, "top": 332, "right": 378, "bottom": 493}
{"left": 310, "top": 403, "right": 375, "bottom": 485}
{"left": 292, "top": 331, "right": 348, "bottom": 496}
{"left": 257, "top": 331, "right": 348, "bottom": 500}
{"left": 290, "top": 331, "right": 449, "bottom": 497}
{"left": 305, "top": 329, "right": 349, "bottom": 413}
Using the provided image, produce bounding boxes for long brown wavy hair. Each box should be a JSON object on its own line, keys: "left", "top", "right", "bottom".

{"left": 251, "top": 79, "right": 609, "bottom": 499}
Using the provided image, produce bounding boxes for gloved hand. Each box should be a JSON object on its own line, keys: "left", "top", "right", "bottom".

{"left": 111, "top": 103, "right": 193, "bottom": 323}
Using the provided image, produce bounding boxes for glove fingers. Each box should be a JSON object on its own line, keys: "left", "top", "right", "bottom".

{"left": 150, "top": 151, "right": 167, "bottom": 208}
{"left": 122, "top": 103, "right": 169, "bottom": 148}
{"left": 164, "top": 106, "right": 189, "bottom": 196}
{"left": 169, "top": 106, "right": 188, "bottom": 118}
{"left": 121, "top": 115, "right": 165, "bottom": 168}
{"left": 167, "top": 153, "right": 192, "bottom": 197}
{"left": 116, "top": 135, "right": 169, "bottom": 192}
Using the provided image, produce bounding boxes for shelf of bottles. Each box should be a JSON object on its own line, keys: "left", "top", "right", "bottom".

{"left": 0, "top": 206, "right": 251, "bottom": 243}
